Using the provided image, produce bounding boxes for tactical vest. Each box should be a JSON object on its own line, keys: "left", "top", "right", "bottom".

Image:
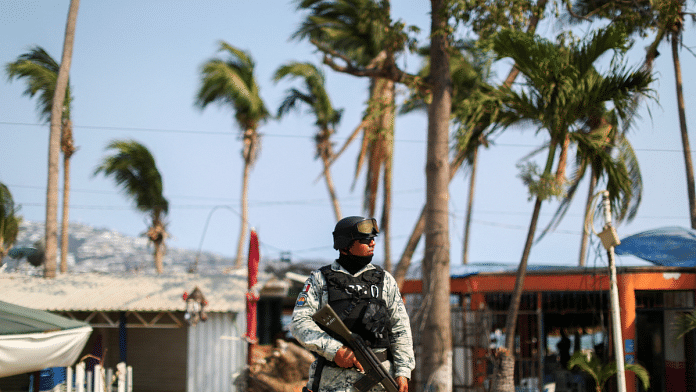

{"left": 320, "top": 265, "right": 391, "bottom": 348}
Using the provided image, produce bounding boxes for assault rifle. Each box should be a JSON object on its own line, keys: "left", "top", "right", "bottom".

{"left": 312, "top": 304, "right": 399, "bottom": 392}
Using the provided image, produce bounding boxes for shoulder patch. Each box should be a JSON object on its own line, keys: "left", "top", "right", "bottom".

{"left": 296, "top": 293, "right": 308, "bottom": 307}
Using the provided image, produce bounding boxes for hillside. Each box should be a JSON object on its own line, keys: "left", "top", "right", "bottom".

{"left": 2, "top": 221, "right": 235, "bottom": 274}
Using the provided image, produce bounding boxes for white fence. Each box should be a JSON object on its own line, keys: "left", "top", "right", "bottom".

{"left": 52, "top": 362, "right": 132, "bottom": 392}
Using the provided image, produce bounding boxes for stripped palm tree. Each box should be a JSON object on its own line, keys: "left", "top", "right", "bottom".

{"left": 274, "top": 61, "right": 344, "bottom": 221}
{"left": 293, "top": 0, "right": 415, "bottom": 270}
{"left": 195, "top": 42, "right": 270, "bottom": 268}
{"left": 94, "top": 140, "right": 169, "bottom": 274}
{"left": 6, "top": 46, "right": 76, "bottom": 274}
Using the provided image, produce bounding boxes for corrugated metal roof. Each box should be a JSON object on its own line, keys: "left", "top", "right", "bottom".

{"left": 0, "top": 272, "right": 252, "bottom": 313}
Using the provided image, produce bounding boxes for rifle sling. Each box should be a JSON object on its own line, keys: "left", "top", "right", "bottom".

{"left": 311, "top": 356, "right": 326, "bottom": 392}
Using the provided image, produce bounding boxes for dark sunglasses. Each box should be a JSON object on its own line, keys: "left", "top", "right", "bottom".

{"left": 356, "top": 237, "right": 374, "bottom": 245}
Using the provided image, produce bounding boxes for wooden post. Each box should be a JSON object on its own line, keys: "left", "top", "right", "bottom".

{"left": 66, "top": 367, "right": 73, "bottom": 392}
{"left": 93, "top": 365, "right": 102, "bottom": 392}
{"left": 76, "top": 363, "right": 85, "bottom": 392}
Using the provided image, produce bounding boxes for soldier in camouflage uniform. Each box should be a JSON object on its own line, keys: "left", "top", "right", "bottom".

{"left": 291, "top": 216, "right": 415, "bottom": 392}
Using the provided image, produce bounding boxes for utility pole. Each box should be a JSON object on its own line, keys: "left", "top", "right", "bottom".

{"left": 598, "top": 191, "right": 626, "bottom": 392}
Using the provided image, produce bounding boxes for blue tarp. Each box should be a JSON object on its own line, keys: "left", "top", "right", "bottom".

{"left": 614, "top": 226, "right": 696, "bottom": 267}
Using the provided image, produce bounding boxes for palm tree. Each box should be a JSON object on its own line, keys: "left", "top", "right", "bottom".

{"left": 0, "top": 183, "right": 22, "bottom": 263}
{"left": 392, "top": 0, "right": 550, "bottom": 286}
{"left": 43, "top": 0, "right": 79, "bottom": 278}
{"left": 6, "top": 46, "right": 76, "bottom": 275}
{"left": 273, "top": 61, "right": 344, "bottom": 221}
{"left": 293, "top": 0, "right": 414, "bottom": 270}
{"left": 537, "top": 109, "right": 644, "bottom": 266}
{"left": 488, "top": 26, "right": 653, "bottom": 391}
{"left": 568, "top": 351, "right": 650, "bottom": 392}
{"left": 418, "top": 1, "right": 453, "bottom": 389}
{"left": 568, "top": 0, "right": 696, "bottom": 228}
{"left": 400, "top": 44, "right": 497, "bottom": 266}
{"left": 195, "top": 42, "right": 270, "bottom": 268}
{"left": 94, "top": 140, "right": 169, "bottom": 274}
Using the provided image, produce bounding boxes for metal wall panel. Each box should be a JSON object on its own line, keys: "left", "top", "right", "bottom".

{"left": 187, "top": 312, "right": 246, "bottom": 392}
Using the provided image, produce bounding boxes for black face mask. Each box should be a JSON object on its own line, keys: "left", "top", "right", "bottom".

{"left": 337, "top": 252, "right": 373, "bottom": 274}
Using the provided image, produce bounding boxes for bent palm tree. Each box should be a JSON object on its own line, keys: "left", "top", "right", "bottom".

{"left": 274, "top": 61, "right": 344, "bottom": 221}
{"left": 489, "top": 26, "right": 653, "bottom": 391}
{"left": 94, "top": 140, "right": 169, "bottom": 274}
{"left": 6, "top": 46, "right": 76, "bottom": 274}
{"left": 196, "top": 42, "right": 269, "bottom": 268}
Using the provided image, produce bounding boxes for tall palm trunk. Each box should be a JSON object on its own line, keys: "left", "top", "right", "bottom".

{"left": 154, "top": 239, "right": 165, "bottom": 274}
{"left": 319, "top": 131, "right": 342, "bottom": 221}
{"left": 671, "top": 34, "right": 696, "bottom": 228}
{"left": 578, "top": 168, "right": 598, "bottom": 266}
{"left": 381, "top": 147, "right": 393, "bottom": 271}
{"left": 60, "top": 119, "right": 75, "bottom": 273}
{"left": 149, "top": 212, "right": 166, "bottom": 274}
{"left": 364, "top": 76, "right": 395, "bottom": 271}
{"left": 394, "top": 155, "right": 465, "bottom": 287}
{"left": 394, "top": 0, "right": 549, "bottom": 285}
{"left": 421, "top": 1, "right": 452, "bottom": 391}
{"left": 492, "top": 143, "right": 557, "bottom": 392}
{"left": 60, "top": 152, "right": 71, "bottom": 273}
{"left": 45, "top": 0, "right": 79, "bottom": 279}
{"left": 236, "top": 149, "right": 252, "bottom": 269}
{"left": 379, "top": 78, "right": 395, "bottom": 271}
{"left": 462, "top": 147, "right": 478, "bottom": 264}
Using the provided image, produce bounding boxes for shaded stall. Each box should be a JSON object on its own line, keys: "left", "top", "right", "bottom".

{"left": 0, "top": 300, "right": 92, "bottom": 378}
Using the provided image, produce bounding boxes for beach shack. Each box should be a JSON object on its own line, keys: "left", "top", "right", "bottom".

{"left": 0, "top": 272, "right": 249, "bottom": 392}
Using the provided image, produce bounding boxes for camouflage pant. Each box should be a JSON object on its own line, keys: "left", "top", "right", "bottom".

{"left": 307, "top": 358, "right": 394, "bottom": 392}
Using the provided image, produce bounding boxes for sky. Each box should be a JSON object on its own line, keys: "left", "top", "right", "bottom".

{"left": 1, "top": 0, "right": 694, "bottom": 271}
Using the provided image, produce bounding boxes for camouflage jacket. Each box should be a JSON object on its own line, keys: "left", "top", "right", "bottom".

{"left": 290, "top": 261, "right": 415, "bottom": 383}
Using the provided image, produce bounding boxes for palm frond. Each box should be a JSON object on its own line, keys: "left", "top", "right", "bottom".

{"left": 195, "top": 42, "right": 269, "bottom": 131}
{"left": 94, "top": 140, "right": 169, "bottom": 216}
{"left": 674, "top": 311, "right": 696, "bottom": 342}
{"left": 273, "top": 61, "right": 342, "bottom": 129}
{"left": 5, "top": 46, "right": 72, "bottom": 122}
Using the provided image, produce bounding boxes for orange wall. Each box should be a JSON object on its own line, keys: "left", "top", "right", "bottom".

{"left": 402, "top": 271, "right": 696, "bottom": 295}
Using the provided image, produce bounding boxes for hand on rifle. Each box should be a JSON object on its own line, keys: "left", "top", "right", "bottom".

{"left": 396, "top": 376, "right": 408, "bottom": 392}
{"left": 334, "top": 346, "right": 365, "bottom": 372}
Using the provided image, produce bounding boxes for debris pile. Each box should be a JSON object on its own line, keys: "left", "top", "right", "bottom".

{"left": 246, "top": 340, "right": 314, "bottom": 392}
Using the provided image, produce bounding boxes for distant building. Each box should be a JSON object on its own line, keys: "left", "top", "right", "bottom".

{"left": 401, "top": 264, "right": 696, "bottom": 392}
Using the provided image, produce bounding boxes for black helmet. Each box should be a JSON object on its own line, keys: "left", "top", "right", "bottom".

{"left": 332, "top": 216, "right": 379, "bottom": 250}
